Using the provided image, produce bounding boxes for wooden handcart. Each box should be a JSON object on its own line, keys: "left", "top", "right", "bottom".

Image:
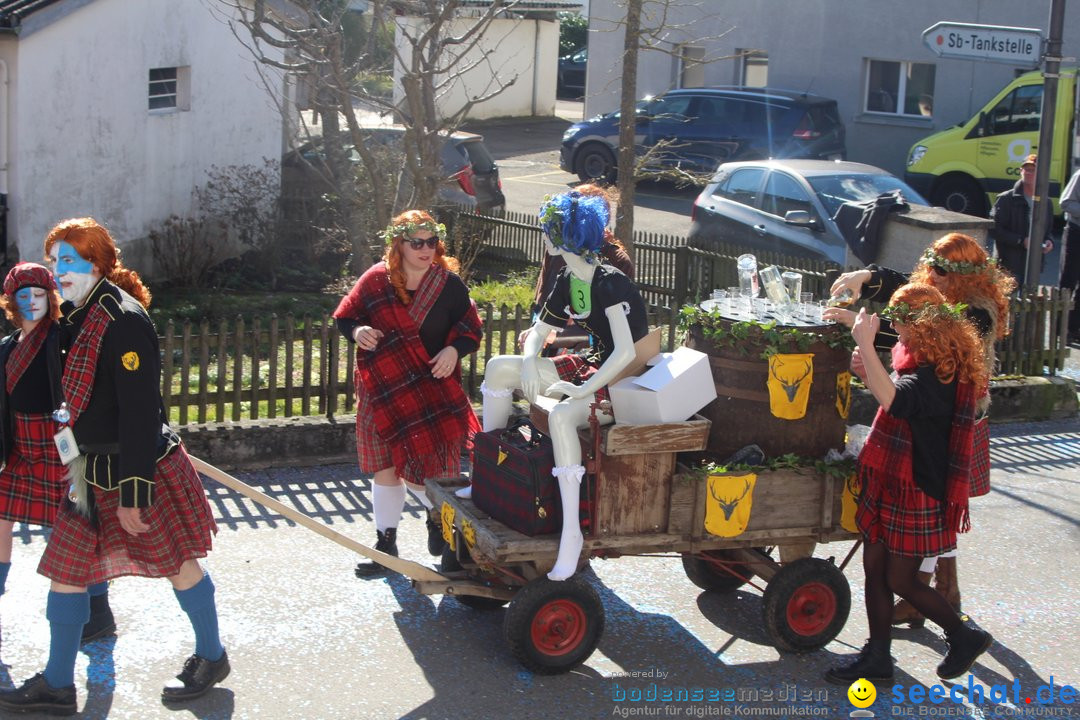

{"left": 421, "top": 409, "right": 861, "bottom": 675}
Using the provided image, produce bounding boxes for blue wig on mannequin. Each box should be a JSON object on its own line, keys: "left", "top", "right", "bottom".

{"left": 539, "top": 191, "right": 609, "bottom": 261}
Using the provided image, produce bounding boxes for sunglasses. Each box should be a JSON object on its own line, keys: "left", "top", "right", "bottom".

{"left": 932, "top": 266, "right": 948, "bottom": 276}
{"left": 404, "top": 236, "right": 439, "bottom": 250}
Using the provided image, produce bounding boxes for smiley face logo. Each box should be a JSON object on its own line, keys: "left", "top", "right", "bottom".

{"left": 848, "top": 678, "right": 876, "bottom": 708}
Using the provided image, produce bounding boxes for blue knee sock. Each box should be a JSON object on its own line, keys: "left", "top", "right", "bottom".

{"left": 44, "top": 591, "right": 90, "bottom": 688}
{"left": 87, "top": 581, "right": 108, "bottom": 597}
{"left": 0, "top": 561, "right": 10, "bottom": 596}
{"left": 174, "top": 573, "right": 224, "bottom": 662}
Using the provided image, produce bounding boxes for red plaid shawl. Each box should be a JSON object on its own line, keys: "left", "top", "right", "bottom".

{"left": 858, "top": 343, "right": 976, "bottom": 533}
{"left": 61, "top": 303, "right": 112, "bottom": 425}
{"left": 335, "top": 262, "right": 481, "bottom": 484}
{"left": 5, "top": 319, "right": 50, "bottom": 394}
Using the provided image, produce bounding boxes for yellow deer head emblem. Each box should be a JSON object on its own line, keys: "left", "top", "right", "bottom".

{"left": 766, "top": 353, "right": 815, "bottom": 420}
{"left": 704, "top": 473, "right": 757, "bottom": 537}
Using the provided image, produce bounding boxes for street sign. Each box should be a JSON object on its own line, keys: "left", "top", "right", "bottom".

{"left": 922, "top": 22, "right": 1043, "bottom": 65}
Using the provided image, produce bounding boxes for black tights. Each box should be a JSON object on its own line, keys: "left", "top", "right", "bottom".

{"left": 863, "top": 541, "right": 962, "bottom": 647}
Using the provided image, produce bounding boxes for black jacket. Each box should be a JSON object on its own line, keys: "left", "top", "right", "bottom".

{"left": 990, "top": 180, "right": 1052, "bottom": 283}
{"left": 0, "top": 324, "right": 64, "bottom": 464}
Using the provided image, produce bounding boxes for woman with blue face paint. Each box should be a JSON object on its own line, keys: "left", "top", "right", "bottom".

{"left": 0, "top": 219, "right": 226, "bottom": 715}
{"left": 0, "top": 263, "right": 118, "bottom": 646}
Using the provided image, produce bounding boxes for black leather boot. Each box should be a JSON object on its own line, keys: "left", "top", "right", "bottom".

{"left": 0, "top": 673, "right": 77, "bottom": 715}
{"left": 161, "top": 650, "right": 231, "bottom": 702}
{"left": 937, "top": 622, "right": 993, "bottom": 679}
{"left": 426, "top": 510, "right": 447, "bottom": 557}
{"left": 81, "top": 590, "right": 117, "bottom": 643}
{"left": 355, "top": 528, "right": 398, "bottom": 578}
{"left": 825, "top": 640, "right": 894, "bottom": 684}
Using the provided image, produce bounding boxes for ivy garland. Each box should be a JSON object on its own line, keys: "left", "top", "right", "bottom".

{"left": 688, "top": 453, "right": 857, "bottom": 479}
{"left": 380, "top": 219, "right": 447, "bottom": 245}
{"left": 880, "top": 300, "right": 968, "bottom": 324}
{"left": 920, "top": 247, "right": 995, "bottom": 275}
{"left": 678, "top": 304, "right": 855, "bottom": 359}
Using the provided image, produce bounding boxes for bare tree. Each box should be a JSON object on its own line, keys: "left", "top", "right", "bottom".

{"left": 602, "top": 0, "right": 732, "bottom": 257}
{"left": 214, "top": 0, "right": 524, "bottom": 271}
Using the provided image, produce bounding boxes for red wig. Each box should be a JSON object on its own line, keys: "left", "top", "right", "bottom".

{"left": 382, "top": 209, "right": 459, "bottom": 305}
{"left": 44, "top": 217, "right": 152, "bottom": 309}
{"left": 910, "top": 232, "right": 1014, "bottom": 339}
{"left": 889, "top": 283, "right": 988, "bottom": 389}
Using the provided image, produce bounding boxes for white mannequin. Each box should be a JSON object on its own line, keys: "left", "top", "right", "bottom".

{"left": 471, "top": 241, "right": 635, "bottom": 581}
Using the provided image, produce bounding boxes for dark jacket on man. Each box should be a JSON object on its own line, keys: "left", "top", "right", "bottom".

{"left": 990, "top": 179, "right": 1052, "bottom": 285}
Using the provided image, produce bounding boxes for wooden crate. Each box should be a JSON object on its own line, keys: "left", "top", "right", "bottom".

{"left": 668, "top": 466, "right": 857, "bottom": 544}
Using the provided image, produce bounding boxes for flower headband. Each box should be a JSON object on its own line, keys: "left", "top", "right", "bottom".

{"left": 880, "top": 300, "right": 968, "bottom": 324}
{"left": 920, "top": 247, "right": 995, "bottom": 275}
{"left": 379, "top": 219, "right": 446, "bottom": 245}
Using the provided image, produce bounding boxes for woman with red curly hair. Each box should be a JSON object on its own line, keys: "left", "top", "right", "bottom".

{"left": 826, "top": 284, "right": 993, "bottom": 685}
{"left": 826, "top": 232, "right": 1014, "bottom": 622}
{"left": 333, "top": 210, "right": 482, "bottom": 577}
{"left": 0, "top": 219, "right": 227, "bottom": 715}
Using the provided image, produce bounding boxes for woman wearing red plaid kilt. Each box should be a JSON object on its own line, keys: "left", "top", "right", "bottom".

{"left": 0, "top": 219, "right": 227, "bottom": 716}
{"left": 334, "top": 210, "right": 483, "bottom": 578}
{"left": 0, "top": 263, "right": 118, "bottom": 646}
{"left": 825, "top": 284, "right": 994, "bottom": 686}
{"left": 827, "top": 233, "right": 1014, "bottom": 621}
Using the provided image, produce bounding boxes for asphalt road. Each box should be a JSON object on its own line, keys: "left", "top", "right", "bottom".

{"left": 0, "top": 419, "right": 1076, "bottom": 719}
{"left": 464, "top": 102, "right": 699, "bottom": 236}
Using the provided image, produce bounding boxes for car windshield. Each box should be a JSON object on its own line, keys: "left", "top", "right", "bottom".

{"left": 807, "top": 174, "right": 927, "bottom": 217}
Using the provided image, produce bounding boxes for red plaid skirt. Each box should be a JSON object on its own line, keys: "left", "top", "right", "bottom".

{"left": 856, "top": 466, "right": 956, "bottom": 558}
{"left": 38, "top": 444, "right": 216, "bottom": 585}
{"left": 969, "top": 418, "right": 991, "bottom": 497}
{"left": 0, "top": 412, "right": 67, "bottom": 526}
{"left": 550, "top": 353, "right": 610, "bottom": 403}
{"left": 354, "top": 384, "right": 464, "bottom": 477}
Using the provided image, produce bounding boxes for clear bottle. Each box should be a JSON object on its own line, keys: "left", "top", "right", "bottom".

{"left": 736, "top": 253, "right": 759, "bottom": 298}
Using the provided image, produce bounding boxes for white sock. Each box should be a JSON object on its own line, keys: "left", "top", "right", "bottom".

{"left": 919, "top": 555, "right": 939, "bottom": 574}
{"left": 455, "top": 485, "right": 472, "bottom": 499}
{"left": 407, "top": 484, "right": 434, "bottom": 511}
{"left": 481, "top": 381, "right": 514, "bottom": 432}
{"left": 372, "top": 483, "right": 407, "bottom": 532}
{"left": 547, "top": 465, "right": 585, "bottom": 582}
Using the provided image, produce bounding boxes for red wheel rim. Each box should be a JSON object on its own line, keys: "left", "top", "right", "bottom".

{"left": 785, "top": 581, "right": 836, "bottom": 636}
{"left": 530, "top": 599, "right": 588, "bottom": 656}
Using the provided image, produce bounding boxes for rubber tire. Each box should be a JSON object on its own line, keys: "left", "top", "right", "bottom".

{"left": 681, "top": 549, "right": 763, "bottom": 593}
{"left": 575, "top": 143, "right": 616, "bottom": 183}
{"left": 503, "top": 576, "right": 604, "bottom": 674}
{"left": 762, "top": 557, "right": 851, "bottom": 653}
{"left": 932, "top": 175, "right": 988, "bottom": 218}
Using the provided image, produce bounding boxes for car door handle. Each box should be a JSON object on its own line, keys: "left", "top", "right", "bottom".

{"left": 753, "top": 224, "right": 767, "bottom": 236}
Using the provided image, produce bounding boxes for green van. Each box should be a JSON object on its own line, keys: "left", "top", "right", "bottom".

{"left": 904, "top": 69, "right": 1077, "bottom": 217}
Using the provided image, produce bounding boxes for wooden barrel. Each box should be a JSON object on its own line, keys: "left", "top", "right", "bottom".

{"left": 685, "top": 321, "right": 851, "bottom": 460}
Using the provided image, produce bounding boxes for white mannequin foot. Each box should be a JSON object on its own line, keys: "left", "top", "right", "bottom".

{"left": 455, "top": 485, "right": 472, "bottom": 499}
{"left": 547, "top": 530, "right": 583, "bottom": 581}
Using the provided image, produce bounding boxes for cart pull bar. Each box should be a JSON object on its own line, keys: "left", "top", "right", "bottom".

{"left": 190, "top": 456, "right": 447, "bottom": 583}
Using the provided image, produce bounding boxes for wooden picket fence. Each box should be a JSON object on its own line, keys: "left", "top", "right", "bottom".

{"left": 159, "top": 304, "right": 681, "bottom": 427}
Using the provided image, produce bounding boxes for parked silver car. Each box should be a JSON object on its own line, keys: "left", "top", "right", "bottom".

{"left": 688, "top": 159, "right": 928, "bottom": 265}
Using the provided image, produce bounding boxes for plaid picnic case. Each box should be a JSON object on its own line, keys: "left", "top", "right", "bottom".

{"left": 471, "top": 418, "right": 561, "bottom": 536}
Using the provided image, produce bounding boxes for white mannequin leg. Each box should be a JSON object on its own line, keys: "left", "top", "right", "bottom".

{"left": 480, "top": 356, "right": 523, "bottom": 432}
{"left": 545, "top": 396, "right": 613, "bottom": 581}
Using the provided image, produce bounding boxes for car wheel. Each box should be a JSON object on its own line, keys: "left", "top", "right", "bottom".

{"left": 574, "top": 143, "right": 616, "bottom": 183}
{"left": 932, "top": 175, "right": 988, "bottom": 218}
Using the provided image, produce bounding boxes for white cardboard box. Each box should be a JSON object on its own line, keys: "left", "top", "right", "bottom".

{"left": 609, "top": 347, "right": 717, "bottom": 425}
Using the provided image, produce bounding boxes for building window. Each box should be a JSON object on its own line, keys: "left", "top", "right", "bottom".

{"left": 149, "top": 66, "right": 191, "bottom": 112}
{"left": 738, "top": 49, "right": 768, "bottom": 88}
{"left": 864, "top": 59, "right": 935, "bottom": 117}
{"left": 679, "top": 45, "right": 705, "bottom": 88}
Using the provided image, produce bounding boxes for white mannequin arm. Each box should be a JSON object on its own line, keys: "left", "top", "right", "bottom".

{"left": 521, "top": 320, "right": 558, "bottom": 402}
{"left": 546, "top": 303, "right": 633, "bottom": 399}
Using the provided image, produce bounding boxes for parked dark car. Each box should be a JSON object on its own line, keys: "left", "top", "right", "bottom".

{"left": 559, "top": 87, "right": 847, "bottom": 183}
{"left": 688, "top": 159, "right": 928, "bottom": 265}
{"left": 285, "top": 128, "right": 505, "bottom": 213}
{"left": 557, "top": 48, "right": 587, "bottom": 97}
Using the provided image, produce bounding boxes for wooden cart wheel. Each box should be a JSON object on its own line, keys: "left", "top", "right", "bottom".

{"left": 503, "top": 576, "right": 604, "bottom": 674}
{"left": 762, "top": 557, "right": 850, "bottom": 653}
{"left": 681, "top": 548, "right": 769, "bottom": 593}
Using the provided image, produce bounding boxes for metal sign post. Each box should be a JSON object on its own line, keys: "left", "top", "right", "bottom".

{"left": 1026, "top": 0, "right": 1067, "bottom": 290}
